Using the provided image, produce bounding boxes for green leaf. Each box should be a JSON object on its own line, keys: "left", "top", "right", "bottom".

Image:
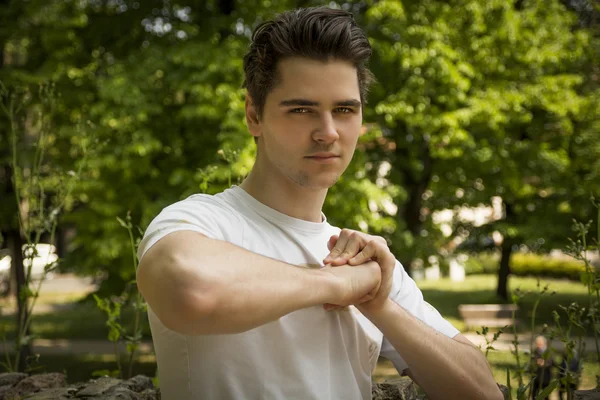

{"left": 116, "top": 216, "right": 127, "bottom": 228}
{"left": 92, "top": 369, "right": 112, "bottom": 377}
{"left": 506, "top": 368, "right": 512, "bottom": 400}
{"left": 126, "top": 342, "right": 138, "bottom": 354}
{"left": 108, "top": 328, "right": 121, "bottom": 342}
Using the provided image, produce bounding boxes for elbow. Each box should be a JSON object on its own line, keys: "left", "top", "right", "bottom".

{"left": 160, "top": 288, "right": 219, "bottom": 335}
{"left": 138, "top": 255, "right": 220, "bottom": 336}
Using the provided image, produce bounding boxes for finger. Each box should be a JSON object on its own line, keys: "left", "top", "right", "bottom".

{"left": 348, "top": 240, "right": 378, "bottom": 265}
{"left": 357, "top": 292, "right": 375, "bottom": 304}
{"left": 327, "top": 235, "right": 339, "bottom": 251}
{"left": 324, "top": 230, "right": 351, "bottom": 263}
{"left": 331, "top": 233, "right": 362, "bottom": 265}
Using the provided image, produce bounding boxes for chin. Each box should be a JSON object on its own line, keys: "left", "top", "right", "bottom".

{"left": 301, "top": 174, "right": 341, "bottom": 190}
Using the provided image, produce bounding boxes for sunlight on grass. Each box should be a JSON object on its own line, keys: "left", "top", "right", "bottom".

{"left": 417, "top": 275, "right": 588, "bottom": 295}
{"left": 417, "top": 275, "right": 592, "bottom": 332}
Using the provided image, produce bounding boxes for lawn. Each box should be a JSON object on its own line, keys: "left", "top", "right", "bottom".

{"left": 0, "top": 273, "right": 597, "bottom": 395}
{"left": 417, "top": 274, "right": 592, "bottom": 334}
{"left": 0, "top": 274, "right": 590, "bottom": 340}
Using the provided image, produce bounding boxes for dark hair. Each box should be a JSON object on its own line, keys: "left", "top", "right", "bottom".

{"left": 242, "top": 6, "right": 375, "bottom": 118}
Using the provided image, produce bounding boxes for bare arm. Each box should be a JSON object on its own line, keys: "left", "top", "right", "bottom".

{"left": 137, "top": 230, "right": 380, "bottom": 335}
{"left": 360, "top": 300, "right": 503, "bottom": 400}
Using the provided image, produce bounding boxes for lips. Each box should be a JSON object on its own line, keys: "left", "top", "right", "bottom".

{"left": 305, "top": 153, "right": 339, "bottom": 159}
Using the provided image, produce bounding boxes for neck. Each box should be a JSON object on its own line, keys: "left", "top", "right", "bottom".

{"left": 239, "top": 165, "right": 328, "bottom": 223}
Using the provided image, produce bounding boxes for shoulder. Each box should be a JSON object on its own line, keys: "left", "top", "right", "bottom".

{"left": 138, "top": 191, "right": 245, "bottom": 259}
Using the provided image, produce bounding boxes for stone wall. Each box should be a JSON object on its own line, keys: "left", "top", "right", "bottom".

{"left": 0, "top": 372, "right": 597, "bottom": 400}
{"left": 0, "top": 373, "right": 158, "bottom": 400}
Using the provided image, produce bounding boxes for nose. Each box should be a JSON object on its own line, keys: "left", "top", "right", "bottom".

{"left": 312, "top": 112, "right": 339, "bottom": 143}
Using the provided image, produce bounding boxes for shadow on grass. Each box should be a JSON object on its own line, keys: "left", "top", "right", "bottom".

{"left": 0, "top": 302, "right": 152, "bottom": 341}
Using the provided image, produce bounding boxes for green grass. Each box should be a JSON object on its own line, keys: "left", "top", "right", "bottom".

{"left": 0, "top": 274, "right": 593, "bottom": 341}
{"left": 0, "top": 273, "right": 597, "bottom": 392}
{"left": 417, "top": 274, "right": 593, "bottom": 334}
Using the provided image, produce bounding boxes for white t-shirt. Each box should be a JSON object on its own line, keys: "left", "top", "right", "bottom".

{"left": 138, "top": 186, "right": 459, "bottom": 400}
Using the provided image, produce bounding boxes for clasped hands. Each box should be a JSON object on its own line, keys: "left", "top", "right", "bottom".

{"left": 321, "top": 229, "right": 395, "bottom": 313}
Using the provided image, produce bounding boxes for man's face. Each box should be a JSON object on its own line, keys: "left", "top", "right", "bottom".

{"left": 247, "top": 57, "right": 363, "bottom": 190}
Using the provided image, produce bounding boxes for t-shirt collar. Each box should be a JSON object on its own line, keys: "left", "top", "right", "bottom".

{"left": 228, "top": 185, "right": 328, "bottom": 235}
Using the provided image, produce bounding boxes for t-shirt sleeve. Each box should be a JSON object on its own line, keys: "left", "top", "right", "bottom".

{"left": 137, "top": 194, "right": 241, "bottom": 261}
{"left": 379, "top": 261, "right": 460, "bottom": 374}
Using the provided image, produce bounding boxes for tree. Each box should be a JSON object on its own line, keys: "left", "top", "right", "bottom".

{"left": 359, "top": 0, "right": 597, "bottom": 298}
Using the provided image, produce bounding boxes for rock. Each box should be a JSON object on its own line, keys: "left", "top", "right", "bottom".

{"left": 371, "top": 378, "right": 510, "bottom": 400}
{"left": 24, "top": 387, "right": 76, "bottom": 399}
{"left": 0, "top": 373, "right": 27, "bottom": 388}
{"left": 139, "top": 388, "right": 160, "bottom": 400}
{"left": 94, "top": 387, "right": 141, "bottom": 400}
{"left": 498, "top": 383, "right": 510, "bottom": 399}
{"left": 0, "top": 385, "right": 15, "bottom": 399}
{"left": 1, "top": 372, "right": 521, "bottom": 400}
{"left": 575, "top": 388, "right": 600, "bottom": 400}
{"left": 120, "top": 376, "right": 153, "bottom": 393}
{"left": 372, "top": 378, "right": 420, "bottom": 400}
{"left": 75, "top": 376, "right": 121, "bottom": 396}
{"left": 0, "top": 373, "right": 160, "bottom": 400}
{"left": 3, "top": 373, "right": 66, "bottom": 400}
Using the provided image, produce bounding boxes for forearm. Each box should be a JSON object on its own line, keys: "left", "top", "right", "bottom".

{"left": 138, "top": 231, "right": 338, "bottom": 335}
{"left": 361, "top": 300, "right": 503, "bottom": 400}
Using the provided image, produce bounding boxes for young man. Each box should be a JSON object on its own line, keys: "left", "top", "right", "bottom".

{"left": 136, "top": 7, "right": 503, "bottom": 400}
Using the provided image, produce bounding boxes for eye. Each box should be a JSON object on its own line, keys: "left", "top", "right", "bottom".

{"left": 289, "top": 108, "right": 311, "bottom": 114}
{"left": 335, "top": 107, "right": 354, "bottom": 114}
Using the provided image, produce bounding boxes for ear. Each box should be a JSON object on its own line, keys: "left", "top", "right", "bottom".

{"left": 245, "top": 95, "right": 261, "bottom": 139}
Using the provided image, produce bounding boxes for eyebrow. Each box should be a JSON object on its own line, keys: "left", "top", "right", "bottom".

{"left": 279, "top": 98, "right": 362, "bottom": 108}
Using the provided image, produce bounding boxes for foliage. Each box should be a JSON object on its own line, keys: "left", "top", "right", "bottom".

{"left": 478, "top": 199, "right": 600, "bottom": 398}
{"left": 0, "top": 82, "right": 87, "bottom": 372}
{"left": 93, "top": 211, "right": 147, "bottom": 379}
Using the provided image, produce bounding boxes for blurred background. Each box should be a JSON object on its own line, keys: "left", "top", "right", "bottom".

{"left": 0, "top": 0, "right": 599, "bottom": 398}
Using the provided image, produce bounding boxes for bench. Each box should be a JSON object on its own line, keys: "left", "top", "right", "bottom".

{"left": 458, "top": 304, "right": 519, "bottom": 330}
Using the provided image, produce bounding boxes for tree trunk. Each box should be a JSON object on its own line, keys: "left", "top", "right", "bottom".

{"left": 496, "top": 238, "right": 513, "bottom": 300}
{"left": 7, "top": 229, "right": 31, "bottom": 371}
{"left": 394, "top": 138, "right": 433, "bottom": 276}
{"left": 496, "top": 202, "right": 515, "bottom": 300}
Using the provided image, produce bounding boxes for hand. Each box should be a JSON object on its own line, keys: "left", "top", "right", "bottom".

{"left": 322, "top": 261, "right": 381, "bottom": 307}
{"left": 323, "top": 229, "right": 396, "bottom": 312}
{"left": 536, "top": 358, "right": 545, "bottom": 367}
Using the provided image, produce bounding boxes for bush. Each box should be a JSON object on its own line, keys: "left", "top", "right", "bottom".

{"left": 463, "top": 252, "right": 588, "bottom": 281}
{"left": 464, "top": 252, "right": 500, "bottom": 275}
{"left": 511, "top": 253, "right": 587, "bottom": 281}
